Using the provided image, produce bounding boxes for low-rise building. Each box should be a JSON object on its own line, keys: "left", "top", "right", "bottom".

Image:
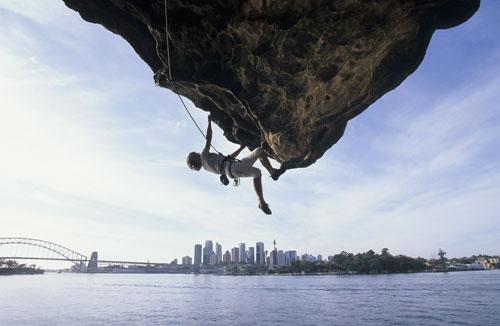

{"left": 182, "top": 256, "right": 192, "bottom": 265}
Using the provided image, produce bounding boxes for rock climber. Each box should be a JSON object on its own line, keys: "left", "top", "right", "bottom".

{"left": 186, "top": 114, "right": 280, "bottom": 215}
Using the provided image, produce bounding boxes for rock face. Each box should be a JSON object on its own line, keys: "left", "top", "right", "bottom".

{"left": 63, "top": 0, "right": 480, "bottom": 173}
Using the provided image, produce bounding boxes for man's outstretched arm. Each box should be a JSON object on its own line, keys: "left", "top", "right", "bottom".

{"left": 229, "top": 144, "right": 245, "bottom": 159}
{"left": 204, "top": 114, "right": 213, "bottom": 152}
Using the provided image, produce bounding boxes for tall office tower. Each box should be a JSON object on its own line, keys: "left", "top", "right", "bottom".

{"left": 271, "top": 249, "right": 278, "bottom": 266}
{"left": 216, "top": 242, "right": 222, "bottom": 265}
{"left": 285, "top": 251, "right": 297, "bottom": 266}
{"left": 231, "top": 247, "right": 240, "bottom": 263}
{"left": 182, "top": 256, "right": 193, "bottom": 265}
{"left": 194, "top": 244, "right": 202, "bottom": 267}
{"left": 317, "top": 254, "right": 323, "bottom": 262}
{"left": 277, "top": 250, "right": 285, "bottom": 266}
{"left": 248, "top": 247, "right": 255, "bottom": 265}
{"left": 239, "top": 243, "right": 246, "bottom": 263}
{"left": 256, "top": 242, "right": 265, "bottom": 266}
{"left": 301, "top": 253, "right": 309, "bottom": 262}
{"left": 203, "top": 240, "right": 214, "bottom": 266}
{"left": 223, "top": 250, "right": 231, "bottom": 264}
{"left": 209, "top": 252, "right": 216, "bottom": 265}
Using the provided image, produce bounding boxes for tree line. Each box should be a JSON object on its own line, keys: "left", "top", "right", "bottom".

{"left": 276, "top": 249, "right": 428, "bottom": 274}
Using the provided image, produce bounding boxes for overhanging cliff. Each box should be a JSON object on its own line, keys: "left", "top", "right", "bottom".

{"left": 62, "top": 0, "right": 480, "bottom": 173}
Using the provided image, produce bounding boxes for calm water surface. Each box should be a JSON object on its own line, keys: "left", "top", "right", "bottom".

{"left": 1, "top": 270, "right": 499, "bottom": 325}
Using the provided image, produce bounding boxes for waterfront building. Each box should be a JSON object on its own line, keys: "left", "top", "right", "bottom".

{"left": 170, "top": 259, "right": 178, "bottom": 265}
{"left": 182, "top": 256, "right": 192, "bottom": 265}
{"left": 285, "top": 251, "right": 297, "bottom": 266}
{"left": 194, "top": 244, "right": 202, "bottom": 267}
{"left": 231, "top": 247, "right": 240, "bottom": 263}
{"left": 478, "top": 256, "right": 499, "bottom": 269}
{"left": 209, "top": 252, "right": 216, "bottom": 265}
{"left": 248, "top": 247, "right": 255, "bottom": 265}
{"left": 317, "top": 254, "right": 323, "bottom": 262}
{"left": 216, "top": 242, "right": 222, "bottom": 265}
{"left": 239, "top": 243, "right": 246, "bottom": 263}
{"left": 271, "top": 249, "right": 278, "bottom": 266}
{"left": 256, "top": 242, "right": 265, "bottom": 266}
{"left": 223, "top": 250, "right": 231, "bottom": 264}
{"left": 301, "top": 253, "right": 309, "bottom": 262}
{"left": 277, "top": 250, "right": 285, "bottom": 266}
{"left": 203, "top": 240, "right": 214, "bottom": 266}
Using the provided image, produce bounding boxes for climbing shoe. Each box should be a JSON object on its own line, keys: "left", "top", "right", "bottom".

{"left": 259, "top": 202, "right": 272, "bottom": 215}
{"left": 270, "top": 168, "right": 285, "bottom": 181}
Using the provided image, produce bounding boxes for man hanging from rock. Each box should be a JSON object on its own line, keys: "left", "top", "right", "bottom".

{"left": 186, "top": 114, "right": 281, "bottom": 215}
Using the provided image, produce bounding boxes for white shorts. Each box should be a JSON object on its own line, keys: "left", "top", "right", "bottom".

{"left": 224, "top": 148, "right": 263, "bottom": 178}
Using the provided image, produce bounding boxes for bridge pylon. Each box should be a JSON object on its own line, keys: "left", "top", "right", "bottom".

{"left": 87, "top": 251, "right": 98, "bottom": 272}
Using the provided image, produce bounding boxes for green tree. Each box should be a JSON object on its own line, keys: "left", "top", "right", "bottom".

{"left": 5, "top": 260, "right": 18, "bottom": 268}
{"left": 438, "top": 248, "right": 447, "bottom": 267}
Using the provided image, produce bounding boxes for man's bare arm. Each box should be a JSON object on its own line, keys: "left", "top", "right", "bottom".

{"left": 204, "top": 114, "right": 213, "bottom": 152}
{"left": 229, "top": 144, "right": 245, "bottom": 159}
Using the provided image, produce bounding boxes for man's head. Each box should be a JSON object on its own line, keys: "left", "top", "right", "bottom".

{"left": 187, "top": 152, "right": 202, "bottom": 171}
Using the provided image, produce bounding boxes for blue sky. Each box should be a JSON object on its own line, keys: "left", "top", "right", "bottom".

{"left": 0, "top": 1, "right": 499, "bottom": 264}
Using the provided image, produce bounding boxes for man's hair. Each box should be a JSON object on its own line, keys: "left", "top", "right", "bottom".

{"left": 187, "top": 152, "right": 201, "bottom": 170}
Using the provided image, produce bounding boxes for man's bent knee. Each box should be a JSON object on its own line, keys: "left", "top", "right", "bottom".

{"left": 250, "top": 167, "right": 262, "bottom": 178}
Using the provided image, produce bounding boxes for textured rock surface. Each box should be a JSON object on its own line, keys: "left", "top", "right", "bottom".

{"left": 63, "top": 0, "right": 480, "bottom": 172}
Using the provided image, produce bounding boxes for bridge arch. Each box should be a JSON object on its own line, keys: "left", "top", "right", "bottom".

{"left": 0, "top": 237, "right": 87, "bottom": 270}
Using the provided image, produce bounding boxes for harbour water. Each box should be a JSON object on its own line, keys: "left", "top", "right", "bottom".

{"left": 1, "top": 270, "right": 499, "bottom": 325}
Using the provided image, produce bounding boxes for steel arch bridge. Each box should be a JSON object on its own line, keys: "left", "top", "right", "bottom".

{"left": 0, "top": 237, "right": 88, "bottom": 271}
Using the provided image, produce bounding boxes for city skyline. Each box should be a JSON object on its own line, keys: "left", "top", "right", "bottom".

{"left": 189, "top": 240, "right": 316, "bottom": 268}
{"left": 1, "top": 1, "right": 499, "bottom": 261}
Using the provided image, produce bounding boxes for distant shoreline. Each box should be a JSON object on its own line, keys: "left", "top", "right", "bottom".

{"left": 57, "top": 268, "right": 497, "bottom": 276}
{"left": 0, "top": 267, "right": 44, "bottom": 276}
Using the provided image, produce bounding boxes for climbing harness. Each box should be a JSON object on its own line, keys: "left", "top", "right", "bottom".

{"left": 157, "top": 0, "right": 240, "bottom": 187}
{"left": 219, "top": 156, "right": 241, "bottom": 187}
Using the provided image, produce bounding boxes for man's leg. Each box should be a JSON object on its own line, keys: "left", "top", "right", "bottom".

{"left": 259, "top": 154, "right": 274, "bottom": 175}
{"left": 239, "top": 148, "right": 263, "bottom": 166}
{"left": 241, "top": 147, "right": 284, "bottom": 181}
{"left": 230, "top": 162, "right": 272, "bottom": 215}
{"left": 259, "top": 153, "right": 285, "bottom": 181}
{"left": 253, "top": 176, "right": 265, "bottom": 205}
{"left": 253, "top": 176, "right": 271, "bottom": 215}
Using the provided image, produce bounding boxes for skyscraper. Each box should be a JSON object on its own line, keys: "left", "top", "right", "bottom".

{"left": 248, "top": 247, "right": 255, "bottom": 265}
{"left": 194, "top": 244, "right": 202, "bottom": 267}
{"left": 182, "top": 256, "right": 193, "bottom": 265}
{"left": 278, "top": 250, "right": 285, "bottom": 266}
{"left": 231, "top": 247, "right": 240, "bottom": 263}
{"left": 209, "top": 252, "right": 216, "bottom": 265}
{"left": 216, "top": 242, "right": 222, "bottom": 265}
{"left": 239, "top": 243, "right": 246, "bottom": 263}
{"left": 256, "top": 242, "right": 265, "bottom": 266}
{"left": 285, "top": 250, "right": 297, "bottom": 266}
{"left": 223, "top": 250, "right": 231, "bottom": 264}
{"left": 203, "top": 240, "right": 214, "bottom": 266}
{"left": 271, "top": 249, "right": 278, "bottom": 266}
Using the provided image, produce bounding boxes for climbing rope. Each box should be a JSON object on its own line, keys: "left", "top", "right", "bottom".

{"left": 163, "top": 0, "right": 172, "bottom": 81}
{"left": 159, "top": 0, "right": 222, "bottom": 155}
